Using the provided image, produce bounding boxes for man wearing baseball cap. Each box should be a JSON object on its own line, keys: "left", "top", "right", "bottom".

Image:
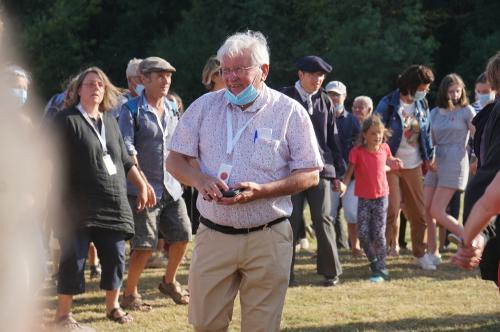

{"left": 325, "top": 81, "right": 362, "bottom": 256}
{"left": 281, "top": 55, "right": 345, "bottom": 287}
{"left": 119, "top": 56, "right": 192, "bottom": 309}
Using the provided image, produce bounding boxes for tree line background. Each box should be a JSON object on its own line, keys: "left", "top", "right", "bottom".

{"left": 2, "top": 0, "right": 500, "bottom": 109}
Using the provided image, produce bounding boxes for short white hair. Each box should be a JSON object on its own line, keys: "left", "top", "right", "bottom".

{"left": 4, "top": 65, "right": 30, "bottom": 85}
{"left": 216, "top": 30, "right": 270, "bottom": 66}
{"left": 353, "top": 95, "right": 373, "bottom": 110}
{"left": 126, "top": 58, "right": 142, "bottom": 78}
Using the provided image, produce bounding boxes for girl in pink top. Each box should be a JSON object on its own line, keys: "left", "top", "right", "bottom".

{"left": 342, "top": 115, "right": 402, "bottom": 282}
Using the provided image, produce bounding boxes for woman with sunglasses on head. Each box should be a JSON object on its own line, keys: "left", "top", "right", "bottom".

{"left": 375, "top": 64, "right": 436, "bottom": 269}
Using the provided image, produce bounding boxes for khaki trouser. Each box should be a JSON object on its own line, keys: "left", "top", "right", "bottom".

{"left": 188, "top": 221, "right": 293, "bottom": 332}
{"left": 386, "top": 166, "right": 427, "bottom": 258}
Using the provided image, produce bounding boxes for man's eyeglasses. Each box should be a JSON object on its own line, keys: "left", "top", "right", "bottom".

{"left": 219, "top": 65, "right": 257, "bottom": 77}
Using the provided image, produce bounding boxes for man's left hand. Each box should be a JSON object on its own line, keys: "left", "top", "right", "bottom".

{"left": 331, "top": 179, "right": 344, "bottom": 192}
{"left": 217, "top": 181, "right": 263, "bottom": 205}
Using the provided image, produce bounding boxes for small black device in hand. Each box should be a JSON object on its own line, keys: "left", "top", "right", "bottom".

{"left": 222, "top": 188, "right": 242, "bottom": 197}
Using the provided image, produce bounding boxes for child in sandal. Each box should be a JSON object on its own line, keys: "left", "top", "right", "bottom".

{"left": 342, "top": 115, "right": 402, "bottom": 282}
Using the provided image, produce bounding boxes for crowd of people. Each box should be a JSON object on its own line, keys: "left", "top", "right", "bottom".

{"left": 1, "top": 25, "right": 500, "bottom": 331}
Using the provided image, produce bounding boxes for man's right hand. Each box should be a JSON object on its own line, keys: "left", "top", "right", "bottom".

{"left": 194, "top": 174, "right": 229, "bottom": 202}
{"left": 146, "top": 182, "right": 157, "bottom": 208}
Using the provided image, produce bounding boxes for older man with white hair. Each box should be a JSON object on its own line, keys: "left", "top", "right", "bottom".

{"left": 166, "top": 30, "right": 323, "bottom": 331}
{"left": 125, "top": 58, "right": 144, "bottom": 98}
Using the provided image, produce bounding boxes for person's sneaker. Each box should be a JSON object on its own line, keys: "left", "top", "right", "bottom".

{"left": 146, "top": 253, "right": 168, "bottom": 269}
{"left": 323, "top": 276, "right": 340, "bottom": 287}
{"left": 89, "top": 265, "right": 101, "bottom": 280}
{"left": 428, "top": 253, "right": 442, "bottom": 266}
{"left": 299, "top": 238, "right": 310, "bottom": 250}
{"left": 54, "top": 313, "right": 96, "bottom": 332}
{"left": 377, "top": 268, "right": 390, "bottom": 281}
{"left": 369, "top": 274, "right": 385, "bottom": 283}
{"left": 416, "top": 254, "right": 437, "bottom": 270}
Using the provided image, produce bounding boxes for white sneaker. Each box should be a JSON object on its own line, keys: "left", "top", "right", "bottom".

{"left": 416, "top": 254, "right": 437, "bottom": 270}
{"left": 295, "top": 243, "right": 302, "bottom": 252}
{"left": 299, "top": 238, "right": 310, "bottom": 250}
{"left": 428, "top": 253, "right": 442, "bottom": 266}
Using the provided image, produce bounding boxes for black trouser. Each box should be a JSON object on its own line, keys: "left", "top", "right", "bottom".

{"left": 290, "top": 179, "right": 342, "bottom": 281}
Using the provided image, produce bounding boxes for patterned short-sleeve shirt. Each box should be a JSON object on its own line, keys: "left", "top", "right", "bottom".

{"left": 169, "top": 84, "right": 324, "bottom": 228}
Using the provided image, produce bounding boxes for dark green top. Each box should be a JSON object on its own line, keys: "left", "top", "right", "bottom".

{"left": 54, "top": 107, "right": 135, "bottom": 237}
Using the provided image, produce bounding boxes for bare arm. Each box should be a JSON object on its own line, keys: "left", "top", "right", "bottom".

{"left": 166, "top": 151, "right": 228, "bottom": 201}
{"left": 342, "top": 164, "right": 354, "bottom": 189}
{"left": 130, "top": 154, "right": 156, "bottom": 207}
{"left": 127, "top": 165, "right": 148, "bottom": 211}
{"left": 463, "top": 171, "right": 500, "bottom": 246}
{"left": 218, "top": 168, "right": 319, "bottom": 205}
{"left": 468, "top": 122, "right": 476, "bottom": 137}
{"left": 167, "top": 150, "right": 320, "bottom": 205}
{"left": 452, "top": 171, "right": 500, "bottom": 270}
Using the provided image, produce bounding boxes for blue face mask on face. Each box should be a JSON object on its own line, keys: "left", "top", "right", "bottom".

{"left": 413, "top": 90, "right": 427, "bottom": 102}
{"left": 134, "top": 84, "right": 144, "bottom": 96}
{"left": 476, "top": 92, "right": 494, "bottom": 109}
{"left": 12, "top": 88, "right": 28, "bottom": 107}
{"left": 224, "top": 71, "right": 261, "bottom": 106}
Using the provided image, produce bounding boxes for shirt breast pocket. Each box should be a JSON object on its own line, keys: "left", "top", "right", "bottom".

{"left": 250, "top": 138, "right": 280, "bottom": 171}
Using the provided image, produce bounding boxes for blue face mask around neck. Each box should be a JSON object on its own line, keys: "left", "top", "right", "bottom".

{"left": 224, "top": 71, "right": 261, "bottom": 106}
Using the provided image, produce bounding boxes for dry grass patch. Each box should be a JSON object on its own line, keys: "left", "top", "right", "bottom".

{"left": 41, "top": 244, "right": 500, "bottom": 331}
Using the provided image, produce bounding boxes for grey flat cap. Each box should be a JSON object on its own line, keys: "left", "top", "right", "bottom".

{"left": 139, "top": 56, "right": 176, "bottom": 74}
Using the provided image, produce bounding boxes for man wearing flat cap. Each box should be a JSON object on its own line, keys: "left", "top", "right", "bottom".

{"left": 119, "top": 56, "right": 192, "bottom": 309}
{"left": 282, "top": 55, "right": 345, "bottom": 287}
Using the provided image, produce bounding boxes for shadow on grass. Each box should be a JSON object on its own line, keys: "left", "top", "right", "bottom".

{"left": 282, "top": 313, "right": 500, "bottom": 331}
{"left": 293, "top": 248, "right": 482, "bottom": 285}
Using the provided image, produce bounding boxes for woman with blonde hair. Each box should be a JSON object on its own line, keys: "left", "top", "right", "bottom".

{"left": 201, "top": 55, "right": 225, "bottom": 91}
{"left": 53, "top": 67, "right": 150, "bottom": 329}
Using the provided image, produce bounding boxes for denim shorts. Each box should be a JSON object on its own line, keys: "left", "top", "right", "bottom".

{"left": 128, "top": 192, "right": 192, "bottom": 250}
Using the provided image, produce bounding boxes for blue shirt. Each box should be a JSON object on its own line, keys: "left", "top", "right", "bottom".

{"left": 336, "top": 109, "right": 361, "bottom": 164}
{"left": 118, "top": 92, "right": 183, "bottom": 200}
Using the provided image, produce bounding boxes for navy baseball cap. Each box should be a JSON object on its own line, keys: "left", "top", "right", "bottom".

{"left": 296, "top": 55, "right": 332, "bottom": 73}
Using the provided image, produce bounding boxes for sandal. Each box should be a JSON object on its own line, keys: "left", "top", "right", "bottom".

{"left": 106, "top": 308, "right": 133, "bottom": 324}
{"left": 174, "top": 280, "right": 189, "bottom": 296}
{"left": 120, "top": 294, "right": 153, "bottom": 312}
{"left": 54, "top": 313, "right": 96, "bottom": 331}
{"left": 158, "top": 280, "right": 189, "bottom": 305}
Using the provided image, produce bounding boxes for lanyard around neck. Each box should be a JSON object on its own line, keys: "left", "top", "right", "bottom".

{"left": 226, "top": 109, "right": 260, "bottom": 155}
{"left": 77, "top": 105, "right": 108, "bottom": 154}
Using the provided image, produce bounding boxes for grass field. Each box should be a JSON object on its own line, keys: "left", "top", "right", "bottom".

{"left": 42, "top": 240, "right": 500, "bottom": 331}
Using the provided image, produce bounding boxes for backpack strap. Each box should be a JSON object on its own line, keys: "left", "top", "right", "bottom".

{"left": 166, "top": 99, "right": 179, "bottom": 119}
{"left": 124, "top": 98, "right": 140, "bottom": 131}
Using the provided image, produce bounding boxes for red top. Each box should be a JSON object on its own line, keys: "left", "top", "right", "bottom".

{"left": 349, "top": 143, "right": 392, "bottom": 199}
